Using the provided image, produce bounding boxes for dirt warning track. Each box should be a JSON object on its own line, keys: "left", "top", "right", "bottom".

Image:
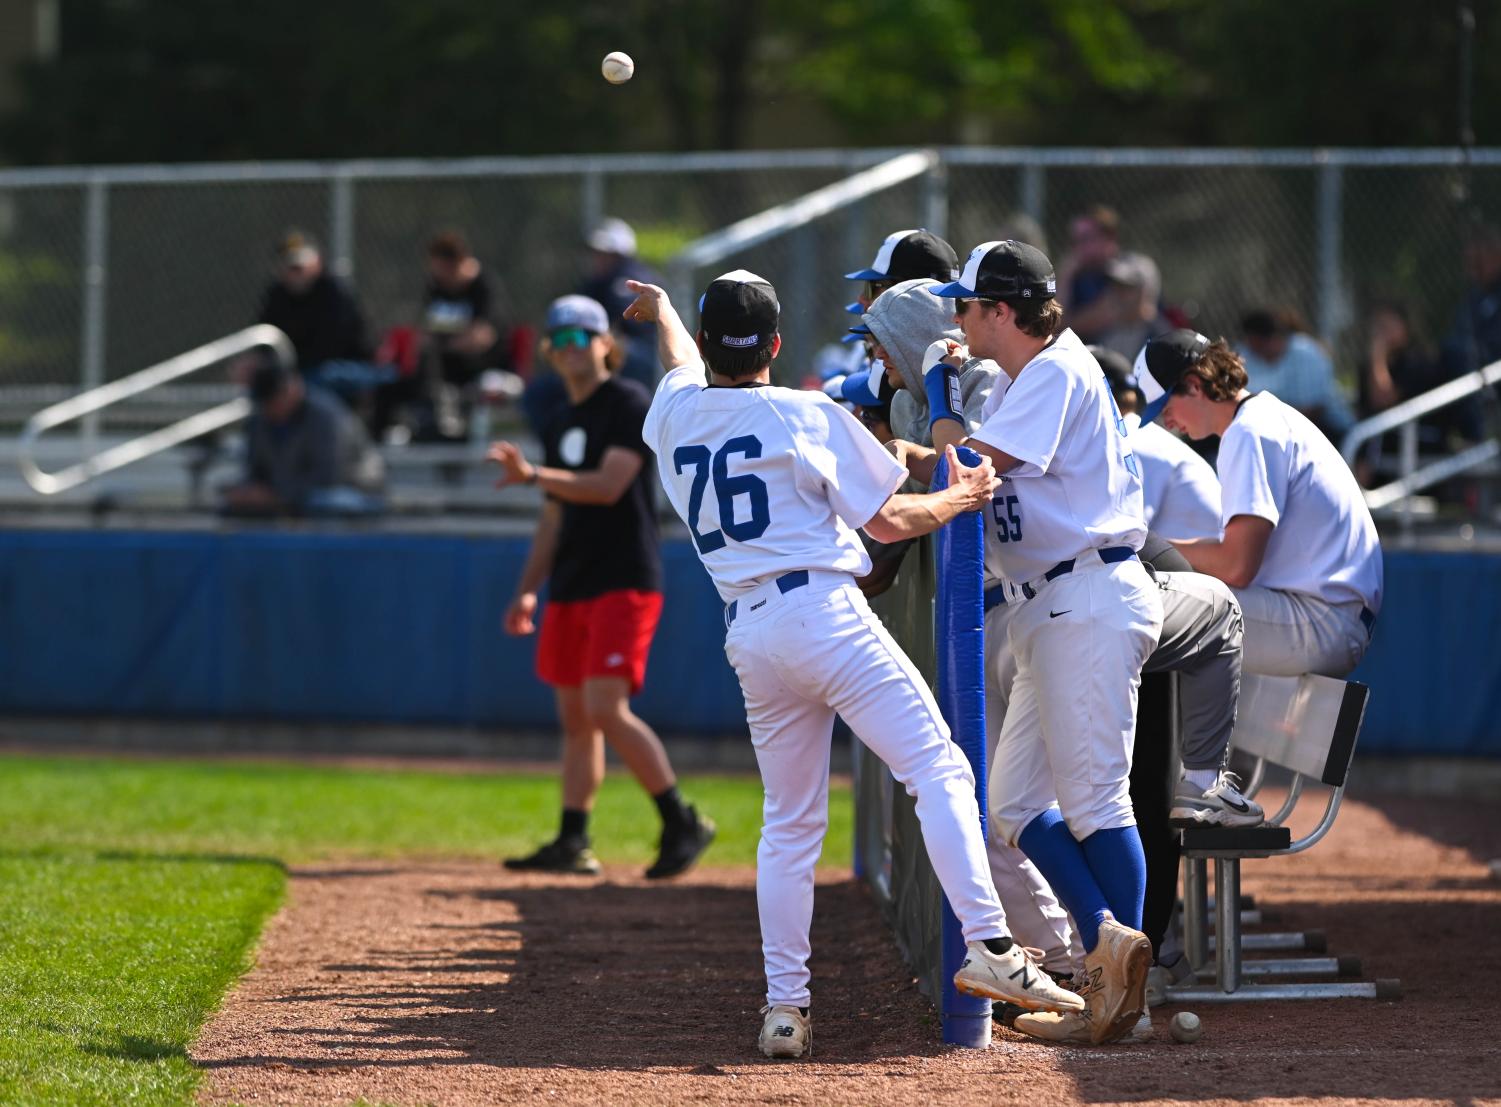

{"left": 194, "top": 792, "right": 1501, "bottom": 1107}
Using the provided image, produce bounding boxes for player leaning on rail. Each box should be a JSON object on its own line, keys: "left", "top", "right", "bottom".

{"left": 624, "top": 271, "right": 1083, "bottom": 1059}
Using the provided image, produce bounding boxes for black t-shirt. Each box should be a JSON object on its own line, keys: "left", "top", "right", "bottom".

{"left": 543, "top": 376, "right": 662, "bottom": 601}
{"left": 257, "top": 273, "right": 372, "bottom": 372}
{"left": 425, "top": 270, "right": 501, "bottom": 382}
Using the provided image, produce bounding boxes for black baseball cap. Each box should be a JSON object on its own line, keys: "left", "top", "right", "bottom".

{"left": 935, "top": 240, "right": 1056, "bottom": 303}
{"left": 699, "top": 269, "right": 779, "bottom": 353}
{"left": 1089, "top": 345, "right": 1140, "bottom": 404}
{"left": 845, "top": 229, "right": 958, "bottom": 283}
{"left": 1133, "top": 329, "right": 1212, "bottom": 425}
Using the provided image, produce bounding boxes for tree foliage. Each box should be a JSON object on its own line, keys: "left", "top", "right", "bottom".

{"left": 0, "top": 0, "right": 1496, "bottom": 165}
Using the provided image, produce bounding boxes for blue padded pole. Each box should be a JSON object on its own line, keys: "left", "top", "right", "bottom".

{"left": 932, "top": 445, "right": 992, "bottom": 1048}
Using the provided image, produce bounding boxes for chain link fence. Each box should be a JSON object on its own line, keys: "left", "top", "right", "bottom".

{"left": 0, "top": 148, "right": 1496, "bottom": 414}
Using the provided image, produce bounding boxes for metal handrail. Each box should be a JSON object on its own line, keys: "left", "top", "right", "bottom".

{"left": 1340, "top": 357, "right": 1501, "bottom": 514}
{"left": 19, "top": 325, "right": 293, "bottom": 495}
{"left": 665, "top": 149, "right": 942, "bottom": 309}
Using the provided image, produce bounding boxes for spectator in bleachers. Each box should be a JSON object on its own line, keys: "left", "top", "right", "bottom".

{"left": 416, "top": 231, "right": 505, "bottom": 441}
{"left": 577, "top": 217, "right": 661, "bottom": 388}
{"left": 1237, "top": 307, "right": 1355, "bottom": 442}
{"left": 255, "top": 230, "right": 373, "bottom": 386}
{"left": 1442, "top": 221, "right": 1501, "bottom": 378}
{"left": 220, "top": 362, "right": 384, "bottom": 517}
{"left": 1056, "top": 204, "right": 1164, "bottom": 356}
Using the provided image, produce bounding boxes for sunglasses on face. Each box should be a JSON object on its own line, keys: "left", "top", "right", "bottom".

{"left": 549, "top": 327, "right": 595, "bottom": 349}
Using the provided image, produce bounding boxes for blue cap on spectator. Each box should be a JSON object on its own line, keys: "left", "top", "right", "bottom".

{"left": 845, "top": 301, "right": 864, "bottom": 315}
{"left": 841, "top": 368, "right": 884, "bottom": 408}
{"left": 848, "top": 322, "right": 872, "bottom": 336}
{"left": 545, "top": 295, "right": 610, "bottom": 335}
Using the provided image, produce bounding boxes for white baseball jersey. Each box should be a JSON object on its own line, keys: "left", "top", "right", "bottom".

{"left": 1124, "top": 413, "right": 1223, "bottom": 541}
{"left": 970, "top": 329, "right": 1146, "bottom": 583}
{"left": 642, "top": 359, "right": 907, "bottom": 603}
{"left": 1218, "top": 392, "right": 1383, "bottom": 611}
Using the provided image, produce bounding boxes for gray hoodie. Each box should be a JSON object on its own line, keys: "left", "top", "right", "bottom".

{"left": 862, "top": 278, "right": 998, "bottom": 446}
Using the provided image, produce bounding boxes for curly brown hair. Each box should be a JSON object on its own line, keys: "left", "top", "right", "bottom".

{"left": 1177, "top": 339, "right": 1247, "bottom": 402}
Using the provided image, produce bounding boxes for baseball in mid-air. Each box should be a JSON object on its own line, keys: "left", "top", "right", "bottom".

{"left": 602, "top": 51, "right": 635, "bottom": 85}
{"left": 1169, "top": 1011, "right": 1202, "bottom": 1043}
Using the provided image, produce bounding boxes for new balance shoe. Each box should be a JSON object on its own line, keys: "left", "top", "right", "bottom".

{"left": 503, "top": 838, "right": 602, "bottom": 875}
{"left": 645, "top": 805, "right": 716, "bottom": 879}
{"left": 758, "top": 1004, "right": 811, "bottom": 1058}
{"left": 1146, "top": 955, "right": 1195, "bottom": 1007}
{"left": 954, "top": 941, "right": 1086, "bottom": 1013}
{"left": 1076, "top": 918, "right": 1152, "bottom": 1044}
{"left": 1012, "top": 1008, "right": 1154, "bottom": 1045}
{"left": 1171, "top": 771, "right": 1264, "bottom": 827}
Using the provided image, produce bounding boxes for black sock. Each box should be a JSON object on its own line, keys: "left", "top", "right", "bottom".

{"left": 983, "top": 936, "right": 1015, "bottom": 956}
{"left": 653, "top": 785, "right": 691, "bottom": 829}
{"left": 559, "top": 808, "right": 590, "bottom": 845}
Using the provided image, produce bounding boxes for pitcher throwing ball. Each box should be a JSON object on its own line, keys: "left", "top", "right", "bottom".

{"left": 625, "top": 271, "right": 1082, "bottom": 1058}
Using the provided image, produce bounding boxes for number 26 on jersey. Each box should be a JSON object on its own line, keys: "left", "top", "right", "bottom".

{"left": 673, "top": 436, "right": 771, "bottom": 554}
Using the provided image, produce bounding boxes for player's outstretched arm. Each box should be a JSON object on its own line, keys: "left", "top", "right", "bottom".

{"left": 490, "top": 441, "right": 644, "bottom": 506}
{"left": 863, "top": 445, "right": 999, "bottom": 543}
{"left": 623, "top": 280, "right": 701, "bottom": 373}
{"left": 506, "top": 500, "right": 562, "bottom": 636}
{"left": 887, "top": 438, "right": 940, "bottom": 485}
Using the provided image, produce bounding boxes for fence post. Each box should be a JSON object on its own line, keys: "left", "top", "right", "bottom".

{"left": 582, "top": 166, "right": 604, "bottom": 235}
{"left": 1316, "top": 158, "right": 1345, "bottom": 348}
{"left": 329, "top": 170, "right": 356, "bottom": 280}
{"left": 80, "top": 176, "right": 108, "bottom": 451}
{"left": 1020, "top": 163, "right": 1047, "bottom": 230}
{"left": 923, "top": 155, "right": 949, "bottom": 238}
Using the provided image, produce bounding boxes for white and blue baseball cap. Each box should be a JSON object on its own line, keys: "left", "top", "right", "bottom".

{"left": 934, "top": 240, "right": 1057, "bottom": 302}
{"left": 840, "top": 366, "right": 885, "bottom": 407}
{"left": 1133, "top": 329, "right": 1212, "bottom": 425}
{"left": 845, "top": 229, "right": 958, "bottom": 282}
{"left": 545, "top": 294, "right": 610, "bottom": 335}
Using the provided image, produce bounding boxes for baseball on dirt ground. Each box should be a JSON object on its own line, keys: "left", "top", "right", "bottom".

{"left": 1169, "top": 1011, "right": 1202, "bottom": 1043}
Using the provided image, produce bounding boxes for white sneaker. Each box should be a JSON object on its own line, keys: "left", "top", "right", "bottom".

{"left": 1171, "top": 771, "right": 1264, "bottom": 828}
{"left": 1146, "top": 956, "right": 1195, "bottom": 1007}
{"left": 758, "top": 1004, "right": 811, "bottom": 1059}
{"left": 953, "top": 941, "right": 1086, "bottom": 1013}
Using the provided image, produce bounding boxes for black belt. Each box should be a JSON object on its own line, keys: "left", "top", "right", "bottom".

{"left": 1021, "top": 546, "right": 1137, "bottom": 601}
{"left": 725, "top": 570, "right": 809, "bottom": 627}
{"left": 984, "top": 584, "right": 1010, "bottom": 612}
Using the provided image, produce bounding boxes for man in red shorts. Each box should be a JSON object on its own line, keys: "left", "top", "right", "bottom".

{"left": 490, "top": 294, "right": 715, "bottom": 878}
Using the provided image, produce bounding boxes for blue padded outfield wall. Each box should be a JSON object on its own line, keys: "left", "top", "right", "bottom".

{"left": 0, "top": 528, "right": 1496, "bottom": 755}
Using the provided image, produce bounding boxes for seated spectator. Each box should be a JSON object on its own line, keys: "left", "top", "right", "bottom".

{"left": 1056, "top": 204, "right": 1162, "bottom": 351}
{"left": 1236, "top": 307, "right": 1355, "bottom": 442}
{"left": 577, "top": 217, "right": 661, "bottom": 388}
{"left": 413, "top": 231, "right": 506, "bottom": 441}
{"left": 221, "top": 363, "right": 385, "bottom": 518}
{"left": 1441, "top": 221, "right": 1501, "bottom": 377}
{"left": 255, "top": 231, "right": 374, "bottom": 387}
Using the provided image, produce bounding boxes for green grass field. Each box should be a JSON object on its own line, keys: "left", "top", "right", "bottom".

{"left": 0, "top": 752, "right": 851, "bottom": 1107}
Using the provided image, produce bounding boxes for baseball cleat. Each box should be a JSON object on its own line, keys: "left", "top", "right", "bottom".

{"left": 1146, "top": 955, "right": 1195, "bottom": 1007}
{"left": 1013, "top": 1007, "right": 1153, "bottom": 1045}
{"left": 645, "top": 805, "right": 716, "bottom": 879}
{"left": 954, "top": 941, "right": 1086, "bottom": 1013}
{"left": 1076, "top": 918, "right": 1153, "bottom": 1044}
{"left": 758, "top": 1004, "right": 811, "bottom": 1059}
{"left": 1170, "top": 771, "right": 1264, "bottom": 827}
{"left": 503, "top": 838, "right": 602, "bottom": 875}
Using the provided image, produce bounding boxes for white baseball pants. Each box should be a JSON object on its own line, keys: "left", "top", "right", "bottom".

{"left": 724, "top": 571, "right": 1009, "bottom": 1009}
{"left": 1233, "top": 585, "right": 1372, "bottom": 679}
{"left": 983, "top": 592, "right": 1079, "bottom": 975}
{"left": 989, "top": 554, "right": 1163, "bottom": 847}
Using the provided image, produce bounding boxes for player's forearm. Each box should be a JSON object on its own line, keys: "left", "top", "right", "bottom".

{"left": 863, "top": 487, "right": 966, "bottom": 543}
{"left": 655, "top": 300, "right": 702, "bottom": 375}
{"left": 533, "top": 466, "right": 628, "bottom": 506}
{"left": 1172, "top": 537, "right": 1256, "bottom": 589}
